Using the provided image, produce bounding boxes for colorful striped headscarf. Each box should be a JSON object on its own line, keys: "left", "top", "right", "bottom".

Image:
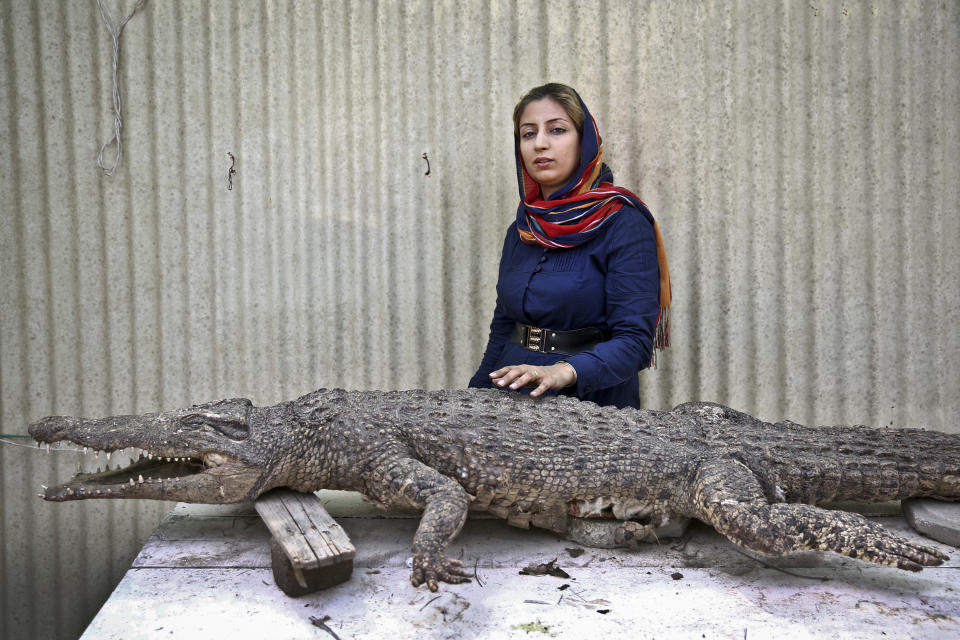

{"left": 514, "top": 90, "right": 672, "bottom": 355}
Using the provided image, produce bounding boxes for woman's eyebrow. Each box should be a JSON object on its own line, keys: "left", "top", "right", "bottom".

{"left": 520, "top": 117, "right": 570, "bottom": 129}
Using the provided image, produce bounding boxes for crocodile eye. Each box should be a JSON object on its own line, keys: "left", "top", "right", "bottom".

{"left": 182, "top": 413, "right": 249, "bottom": 441}
{"left": 209, "top": 417, "right": 249, "bottom": 441}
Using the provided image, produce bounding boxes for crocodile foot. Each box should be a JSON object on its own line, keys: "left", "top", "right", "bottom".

{"left": 716, "top": 503, "right": 951, "bottom": 571}
{"left": 815, "top": 510, "right": 950, "bottom": 571}
{"left": 410, "top": 552, "right": 472, "bottom": 591}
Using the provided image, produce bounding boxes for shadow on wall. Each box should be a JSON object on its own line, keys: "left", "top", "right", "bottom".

{"left": 1, "top": 438, "right": 173, "bottom": 640}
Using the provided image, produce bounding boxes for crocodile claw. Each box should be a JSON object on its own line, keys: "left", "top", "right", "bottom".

{"left": 410, "top": 553, "right": 472, "bottom": 591}
{"left": 832, "top": 519, "right": 949, "bottom": 571}
{"left": 717, "top": 503, "right": 951, "bottom": 572}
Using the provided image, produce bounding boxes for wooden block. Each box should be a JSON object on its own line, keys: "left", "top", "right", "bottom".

{"left": 255, "top": 489, "right": 356, "bottom": 596}
{"left": 268, "top": 537, "right": 354, "bottom": 596}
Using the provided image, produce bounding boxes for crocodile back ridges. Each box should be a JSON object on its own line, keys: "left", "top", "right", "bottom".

{"left": 324, "top": 388, "right": 705, "bottom": 503}
{"left": 674, "top": 402, "right": 960, "bottom": 504}
{"left": 338, "top": 388, "right": 705, "bottom": 445}
{"left": 292, "top": 391, "right": 960, "bottom": 507}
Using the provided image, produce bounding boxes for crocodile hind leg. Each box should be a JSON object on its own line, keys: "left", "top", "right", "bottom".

{"left": 366, "top": 457, "right": 474, "bottom": 591}
{"left": 691, "top": 457, "right": 949, "bottom": 571}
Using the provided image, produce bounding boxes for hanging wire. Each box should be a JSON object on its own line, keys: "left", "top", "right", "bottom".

{"left": 96, "top": 0, "right": 147, "bottom": 176}
{"left": 0, "top": 436, "right": 84, "bottom": 453}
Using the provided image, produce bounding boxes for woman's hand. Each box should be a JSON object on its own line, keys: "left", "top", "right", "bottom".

{"left": 489, "top": 362, "right": 577, "bottom": 398}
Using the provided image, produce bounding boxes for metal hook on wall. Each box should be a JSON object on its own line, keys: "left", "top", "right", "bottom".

{"left": 227, "top": 152, "right": 237, "bottom": 190}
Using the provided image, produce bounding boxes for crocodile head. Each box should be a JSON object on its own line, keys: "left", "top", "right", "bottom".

{"left": 28, "top": 398, "right": 279, "bottom": 503}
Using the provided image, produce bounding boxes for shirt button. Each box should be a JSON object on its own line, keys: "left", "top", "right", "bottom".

{"left": 533, "top": 265, "right": 542, "bottom": 273}
{"left": 539, "top": 255, "right": 548, "bottom": 263}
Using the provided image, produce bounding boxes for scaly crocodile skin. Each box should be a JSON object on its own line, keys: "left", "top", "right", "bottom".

{"left": 29, "top": 389, "right": 960, "bottom": 590}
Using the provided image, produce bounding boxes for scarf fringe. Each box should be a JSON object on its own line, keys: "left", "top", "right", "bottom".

{"left": 647, "top": 218, "right": 672, "bottom": 369}
{"left": 650, "top": 306, "right": 671, "bottom": 369}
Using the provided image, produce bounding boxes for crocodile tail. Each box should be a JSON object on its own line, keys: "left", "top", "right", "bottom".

{"left": 727, "top": 421, "right": 960, "bottom": 504}
{"left": 751, "top": 422, "right": 960, "bottom": 505}
{"left": 658, "top": 402, "right": 960, "bottom": 505}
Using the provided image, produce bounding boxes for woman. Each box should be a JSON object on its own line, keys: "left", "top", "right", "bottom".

{"left": 468, "top": 83, "right": 671, "bottom": 409}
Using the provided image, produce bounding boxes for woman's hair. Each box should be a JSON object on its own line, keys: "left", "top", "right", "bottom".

{"left": 512, "top": 83, "right": 586, "bottom": 139}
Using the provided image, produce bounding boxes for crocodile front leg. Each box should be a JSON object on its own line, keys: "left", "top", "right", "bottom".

{"left": 691, "top": 457, "right": 949, "bottom": 570}
{"left": 366, "top": 457, "right": 473, "bottom": 591}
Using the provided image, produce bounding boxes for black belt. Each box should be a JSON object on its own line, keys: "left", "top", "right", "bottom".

{"left": 509, "top": 323, "right": 607, "bottom": 356}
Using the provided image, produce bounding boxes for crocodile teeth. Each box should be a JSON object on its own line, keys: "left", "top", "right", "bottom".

{"left": 138, "top": 475, "right": 144, "bottom": 483}
{"left": 129, "top": 479, "right": 135, "bottom": 486}
{"left": 46, "top": 443, "right": 51, "bottom": 453}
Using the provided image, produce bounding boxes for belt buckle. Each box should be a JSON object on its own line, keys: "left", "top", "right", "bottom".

{"left": 524, "top": 326, "right": 544, "bottom": 352}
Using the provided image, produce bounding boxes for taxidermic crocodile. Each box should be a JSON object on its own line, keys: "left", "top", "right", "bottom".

{"left": 29, "top": 388, "right": 960, "bottom": 591}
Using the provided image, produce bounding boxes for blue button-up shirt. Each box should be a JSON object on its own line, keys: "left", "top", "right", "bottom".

{"left": 468, "top": 205, "right": 661, "bottom": 408}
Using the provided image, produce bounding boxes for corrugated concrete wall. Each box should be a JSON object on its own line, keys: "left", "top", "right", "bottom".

{"left": 1, "top": 1, "right": 958, "bottom": 638}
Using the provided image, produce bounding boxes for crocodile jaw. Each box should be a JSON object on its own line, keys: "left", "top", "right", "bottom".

{"left": 29, "top": 414, "right": 267, "bottom": 503}
{"left": 37, "top": 450, "right": 262, "bottom": 503}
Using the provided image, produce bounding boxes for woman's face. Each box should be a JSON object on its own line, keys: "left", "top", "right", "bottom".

{"left": 517, "top": 98, "right": 581, "bottom": 200}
